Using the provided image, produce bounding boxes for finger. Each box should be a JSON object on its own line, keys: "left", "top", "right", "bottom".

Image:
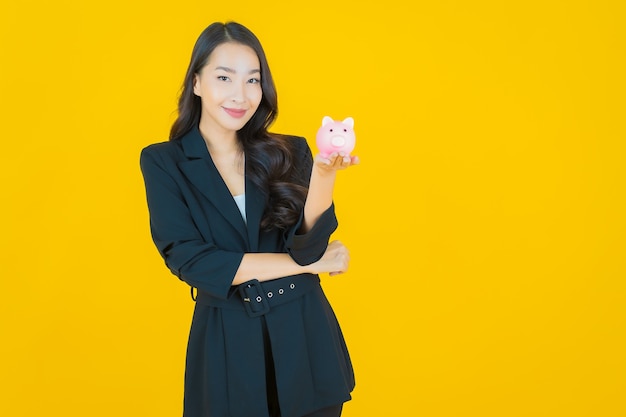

{"left": 339, "top": 154, "right": 351, "bottom": 166}
{"left": 315, "top": 154, "right": 333, "bottom": 165}
{"left": 330, "top": 155, "right": 344, "bottom": 168}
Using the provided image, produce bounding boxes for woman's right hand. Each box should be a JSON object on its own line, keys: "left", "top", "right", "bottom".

{"left": 309, "top": 240, "right": 350, "bottom": 276}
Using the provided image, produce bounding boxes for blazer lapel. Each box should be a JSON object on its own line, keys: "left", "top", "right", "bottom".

{"left": 177, "top": 128, "right": 249, "bottom": 245}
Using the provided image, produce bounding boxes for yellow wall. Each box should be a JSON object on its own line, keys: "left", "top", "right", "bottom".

{"left": 1, "top": 1, "right": 625, "bottom": 416}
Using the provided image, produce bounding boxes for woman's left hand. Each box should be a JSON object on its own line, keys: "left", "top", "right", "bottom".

{"left": 314, "top": 152, "right": 360, "bottom": 175}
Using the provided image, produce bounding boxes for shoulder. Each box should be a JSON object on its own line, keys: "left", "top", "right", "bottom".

{"left": 139, "top": 140, "right": 188, "bottom": 181}
{"left": 140, "top": 139, "right": 185, "bottom": 165}
{"left": 283, "top": 134, "right": 308, "bottom": 147}
{"left": 141, "top": 139, "right": 183, "bottom": 159}
{"left": 272, "top": 132, "right": 306, "bottom": 143}
{"left": 271, "top": 134, "right": 314, "bottom": 184}
{"left": 273, "top": 133, "right": 311, "bottom": 157}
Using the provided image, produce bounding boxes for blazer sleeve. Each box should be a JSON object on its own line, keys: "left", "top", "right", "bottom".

{"left": 283, "top": 137, "right": 339, "bottom": 265}
{"left": 140, "top": 145, "right": 243, "bottom": 300}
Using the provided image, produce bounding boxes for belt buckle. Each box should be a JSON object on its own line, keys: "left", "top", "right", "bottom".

{"left": 238, "top": 279, "right": 271, "bottom": 317}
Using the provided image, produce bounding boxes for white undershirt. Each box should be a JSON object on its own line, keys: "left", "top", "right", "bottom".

{"left": 233, "top": 193, "right": 246, "bottom": 224}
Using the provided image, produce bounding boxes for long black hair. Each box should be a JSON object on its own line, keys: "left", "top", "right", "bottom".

{"left": 170, "top": 22, "right": 307, "bottom": 230}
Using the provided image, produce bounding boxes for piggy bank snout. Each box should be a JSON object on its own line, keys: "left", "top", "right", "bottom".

{"left": 331, "top": 135, "right": 347, "bottom": 147}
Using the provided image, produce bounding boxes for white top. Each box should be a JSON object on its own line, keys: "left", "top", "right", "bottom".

{"left": 233, "top": 194, "right": 246, "bottom": 224}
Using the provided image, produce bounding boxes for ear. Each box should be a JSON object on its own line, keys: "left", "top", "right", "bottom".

{"left": 342, "top": 117, "right": 354, "bottom": 128}
{"left": 322, "top": 116, "right": 334, "bottom": 126}
{"left": 193, "top": 74, "right": 201, "bottom": 97}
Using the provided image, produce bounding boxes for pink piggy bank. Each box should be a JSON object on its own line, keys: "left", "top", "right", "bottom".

{"left": 315, "top": 116, "right": 356, "bottom": 158}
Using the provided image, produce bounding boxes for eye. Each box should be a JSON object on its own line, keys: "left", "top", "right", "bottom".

{"left": 217, "top": 75, "right": 230, "bottom": 82}
{"left": 343, "top": 128, "right": 347, "bottom": 132}
{"left": 329, "top": 129, "right": 333, "bottom": 132}
{"left": 248, "top": 78, "right": 261, "bottom": 84}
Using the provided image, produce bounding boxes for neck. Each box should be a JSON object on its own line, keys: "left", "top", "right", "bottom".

{"left": 198, "top": 120, "right": 240, "bottom": 156}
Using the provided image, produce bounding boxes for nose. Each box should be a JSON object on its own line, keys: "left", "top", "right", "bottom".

{"left": 230, "top": 81, "right": 246, "bottom": 103}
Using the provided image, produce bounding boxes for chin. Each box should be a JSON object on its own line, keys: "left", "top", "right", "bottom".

{"left": 227, "top": 119, "right": 253, "bottom": 132}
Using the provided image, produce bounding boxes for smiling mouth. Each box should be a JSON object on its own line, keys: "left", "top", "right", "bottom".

{"left": 223, "top": 107, "right": 247, "bottom": 118}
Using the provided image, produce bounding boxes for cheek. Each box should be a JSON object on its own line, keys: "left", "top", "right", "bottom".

{"left": 203, "top": 85, "right": 227, "bottom": 107}
{"left": 250, "top": 87, "right": 263, "bottom": 108}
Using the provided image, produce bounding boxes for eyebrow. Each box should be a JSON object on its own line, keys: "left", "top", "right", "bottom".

{"left": 214, "top": 66, "right": 261, "bottom": 75}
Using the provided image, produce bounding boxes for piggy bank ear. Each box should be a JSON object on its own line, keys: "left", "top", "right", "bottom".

{"left": 342, "top": 117, "right": 354, "bottom": 128}
{"left": 322, "top": 116, "right": 334, "bottom": 126}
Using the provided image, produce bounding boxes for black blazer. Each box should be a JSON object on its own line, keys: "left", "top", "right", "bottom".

{"left": 140, "top": 127, "right": 334, "bottom": 299}
{"left": 140, "top": 127, "right": 354, "bottom": 417}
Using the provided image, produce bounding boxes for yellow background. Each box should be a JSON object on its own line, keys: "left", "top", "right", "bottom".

{"left": 1, "top": 1, "right": 625, "bottom": 416}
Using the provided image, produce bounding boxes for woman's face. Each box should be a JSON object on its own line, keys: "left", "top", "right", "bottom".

{"left": 193, "top": 42, "right": 263, "bottom": 135}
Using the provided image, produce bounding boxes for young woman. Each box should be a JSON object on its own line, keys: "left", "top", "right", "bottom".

{"left": 140, "top": 21, "right": 357, "bottom": 417}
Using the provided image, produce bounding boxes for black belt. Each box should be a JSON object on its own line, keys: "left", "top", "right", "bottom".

{"left": 196, "top": 274, "right": 320, "bottom": 318}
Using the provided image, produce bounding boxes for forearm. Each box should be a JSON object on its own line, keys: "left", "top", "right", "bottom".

{"left": 302, "top": 169, "right": 337, "bottom": 233}
{"left": 232, "top": 253, "right": 312, "bottom": 285}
